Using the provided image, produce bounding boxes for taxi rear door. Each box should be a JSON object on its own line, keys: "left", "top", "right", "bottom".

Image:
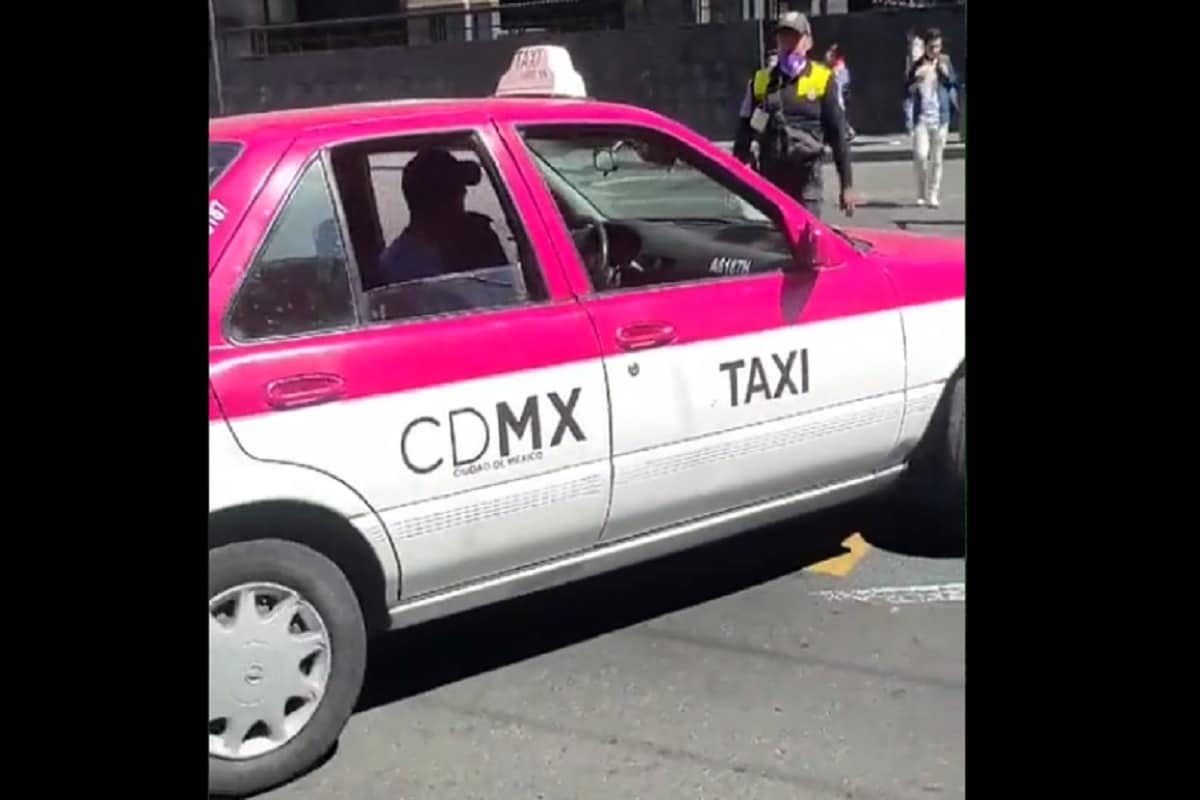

{"left": 496, "top": 115, "right": 907, "bottom": 542}
{"left": 209, "top": 115, "right": 613, "bottom": 598}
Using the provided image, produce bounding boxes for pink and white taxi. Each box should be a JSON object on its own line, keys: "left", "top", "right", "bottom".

{"left": 208, "top": 46, "right": 964, "bottom": 796}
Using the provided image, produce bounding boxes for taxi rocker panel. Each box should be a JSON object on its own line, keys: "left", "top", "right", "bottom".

{"left": 385, "top": 463, "right": 905, "bottom": 631}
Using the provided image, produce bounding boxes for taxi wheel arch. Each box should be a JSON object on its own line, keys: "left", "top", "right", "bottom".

{"left": 208, "top": 537, "right": 366, "bottom": 797}
{"left": 909, "top": 361, "right": 964, "bottom": 476}
{"left": 208, "top": 500, "right": 391, "bottom": 636}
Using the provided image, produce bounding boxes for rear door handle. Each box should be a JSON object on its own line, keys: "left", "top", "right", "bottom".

{"left": 265, "top": 374, "right": 346, "bottom": 410}
{"left": 616, "top": 321, "right": 677, "bottom": 352}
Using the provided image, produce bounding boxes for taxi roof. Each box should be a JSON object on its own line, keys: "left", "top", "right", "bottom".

{"left": 209, "top": 96, "right": 625, "bottom": 143}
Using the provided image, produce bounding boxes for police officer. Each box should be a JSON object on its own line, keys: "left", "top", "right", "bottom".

{"left": 733, "top": 12, "right": 855, "bottom": 218}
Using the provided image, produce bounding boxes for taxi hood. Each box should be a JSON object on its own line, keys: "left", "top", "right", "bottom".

{"left": 838, "top": 226, "right": 965, "bottom": 304}
{"left": 840, "top": 226, "right": 964, "bottom": 260}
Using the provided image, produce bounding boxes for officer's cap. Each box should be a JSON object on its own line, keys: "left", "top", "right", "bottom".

{"left": 774, "top": 11, "right": 811, "bottom": 36}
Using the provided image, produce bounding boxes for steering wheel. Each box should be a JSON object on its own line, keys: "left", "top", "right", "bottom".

{"left": 574, "top": 217, "right": 612, "bottom": 290}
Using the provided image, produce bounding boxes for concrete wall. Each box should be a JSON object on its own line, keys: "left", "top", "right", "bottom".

{"left": 807, "top": 5, "right": 965, "bottom": 134}
{"left": 212, "top": 5, "right": 964, "bottom": 136}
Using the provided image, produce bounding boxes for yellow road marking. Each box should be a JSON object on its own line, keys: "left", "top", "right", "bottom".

{"left": 807, "top": 533, "right": 871, "bottom": 577}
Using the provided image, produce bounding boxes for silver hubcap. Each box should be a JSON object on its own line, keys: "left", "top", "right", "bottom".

{"left": 209, "top": 582, "right": 332, "bottom": 760}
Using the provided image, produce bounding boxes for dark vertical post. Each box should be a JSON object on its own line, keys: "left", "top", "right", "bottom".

{"left": 209, "top": 0, "right": 225, "bottom": 115}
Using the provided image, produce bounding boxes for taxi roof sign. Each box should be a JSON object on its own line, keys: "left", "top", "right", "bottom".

{"left": 495, "top": 45, "right": 587, "bottom": 99}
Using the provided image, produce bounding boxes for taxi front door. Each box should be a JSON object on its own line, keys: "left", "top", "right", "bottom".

{"left": 498, "top": 119, "right": 907, "bottom": 543}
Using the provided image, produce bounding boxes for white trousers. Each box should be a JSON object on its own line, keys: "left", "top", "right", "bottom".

{"left": 913, "top": 123, "right": 949, "bottom": 200}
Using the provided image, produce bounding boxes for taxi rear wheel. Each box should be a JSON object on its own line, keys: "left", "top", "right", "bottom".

{"left": 209, "top": 539, "right": 366, "bottom": 797}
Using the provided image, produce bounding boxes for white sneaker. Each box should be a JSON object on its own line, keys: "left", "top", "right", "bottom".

{"left": 928, "top": 195, "right": 940, "bottom": 208}
{"left": 916, "top": 197, "right": 926, "bottom": 207}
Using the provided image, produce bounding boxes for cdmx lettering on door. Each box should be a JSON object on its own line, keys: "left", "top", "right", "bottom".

{"left": 719, "top": 349, "right": 809, "bottom": 407}
{"left": 401, "top": 389, "right": 586, "bottom": 478}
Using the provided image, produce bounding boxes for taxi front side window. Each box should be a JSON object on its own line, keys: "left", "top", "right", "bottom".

{"left": 227, "top": 159, "right": 358, "bottom": 342}
{"left": 518, "top": 124, "right": 792, "bottom": 294}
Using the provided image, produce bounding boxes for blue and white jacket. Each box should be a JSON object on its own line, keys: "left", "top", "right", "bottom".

{"left": 903, "top": 56, "right": 959, "bottom": 129}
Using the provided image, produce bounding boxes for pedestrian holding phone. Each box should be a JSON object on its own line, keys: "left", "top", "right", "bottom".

{"left": 905, "top": 28, "right": 959, "bottom": 208}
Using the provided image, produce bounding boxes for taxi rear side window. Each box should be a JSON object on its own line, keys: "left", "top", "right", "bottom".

{"left": 226, "top": 159, "right": 358, "bottom": 342}
{"left": 209, "top": 141, "right": 242, "bottom": 188}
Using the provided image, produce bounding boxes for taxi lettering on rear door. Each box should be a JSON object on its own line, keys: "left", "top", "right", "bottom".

{"left": 400, "top": 388, "right": 587, "bottom": 478}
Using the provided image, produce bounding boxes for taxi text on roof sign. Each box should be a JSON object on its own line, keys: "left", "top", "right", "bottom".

{"left": 495, "top": 45, "right": 587, "bottom": 99}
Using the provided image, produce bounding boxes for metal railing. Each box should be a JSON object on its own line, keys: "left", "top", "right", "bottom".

{"left": 868, "top": 0, "right": 963, "bottom": 7}
{"left": 215, "top": 0, "right": 625, "bottom": 58}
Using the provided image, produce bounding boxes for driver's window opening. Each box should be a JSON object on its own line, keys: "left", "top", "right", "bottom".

{"left": 519, "top": 125, "right": 794, "bottom": 293}
{"left": 327, "top": 132, "right": 546, "bottom": 326}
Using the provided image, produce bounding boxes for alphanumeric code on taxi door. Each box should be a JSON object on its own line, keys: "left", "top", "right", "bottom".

{"left": 719, "top": 349, "right": 809, "bottom": 407}
{"left": 400, "top": 388, "right": 587, "bottom": 478}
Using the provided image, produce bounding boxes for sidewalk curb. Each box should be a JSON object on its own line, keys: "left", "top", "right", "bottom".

{"left": 714, "top": 140, "right": 966, "bottom": 164}
{"left": 839, "top": 144, "right": 965, "bottom": 164}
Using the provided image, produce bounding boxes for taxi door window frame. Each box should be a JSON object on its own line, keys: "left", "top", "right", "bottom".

{"left": 319, "top": 127, "right": 555, "bottom": 332}
{"left": 512, "top": 122, "right": 794, "bottom": 298}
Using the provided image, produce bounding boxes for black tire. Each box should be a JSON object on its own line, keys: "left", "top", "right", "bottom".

{"left": 925, "top": 372, "right": 965, "bottom": 543}
{"left": 209, "top": 539, "right": 367, "bottom": 798}
{"left": 879, "top": 373, "right": 964, "bottom": 551}
{"left": 946, "top": 374, "right": 965, "bottom": 487}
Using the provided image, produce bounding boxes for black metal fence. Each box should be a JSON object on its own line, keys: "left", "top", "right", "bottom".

{"left": 215, "top": 1, "right": 627, "bottom": 58}
{"left": 212, "top": 0, "right": 963, "bottom": 59}
{"left": 209, "top": 1, "right": 965, "bottom": 137}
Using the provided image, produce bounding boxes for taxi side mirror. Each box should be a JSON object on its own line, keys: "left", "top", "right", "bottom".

{"left": 784, "top": 221, "right": 833, "bottom": 273}
{"left": 593, "top": 148, "right": 617, "bottom": 175}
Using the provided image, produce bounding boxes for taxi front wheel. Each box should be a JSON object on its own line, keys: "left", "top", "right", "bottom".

{"left": 877, "top": 373, "right": 964, "bottom": 550}
{"left": 209, "top": 539, "right": 367, "bottom": 797}
{"left": 920, "top": 372, "right": 964, "bottom": 544}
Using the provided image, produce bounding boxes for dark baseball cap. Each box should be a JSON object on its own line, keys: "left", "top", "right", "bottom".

{"left": 774, "top": 11, "right": 811, "bottom": 36}
{"left": 402, "top": 147, "right": 483, "bottom": 201}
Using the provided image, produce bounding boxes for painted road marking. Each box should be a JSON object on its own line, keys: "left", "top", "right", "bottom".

{"left": 806, "top": 533, "right": 871, "bottom": 577}
{"left": 812, "top": 582, "right": 965, "bottom": 605}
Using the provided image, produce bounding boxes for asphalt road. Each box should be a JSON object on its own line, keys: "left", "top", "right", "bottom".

{"left": 824, "top": 159, "right": 964, "bottom": 239}
{"left": 255, "top": 157, "right": 966, "bottom": 800}
{"left": 258, "top": 496, "right": 964, "bottom": 800}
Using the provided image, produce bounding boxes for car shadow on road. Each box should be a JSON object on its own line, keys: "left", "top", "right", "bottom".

{"left": 355, "top": 498, "right": 961, "bottom": 716}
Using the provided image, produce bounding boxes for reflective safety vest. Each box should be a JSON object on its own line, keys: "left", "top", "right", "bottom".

{"left": 751, "top": 61, "right": 833, "bottom": 104}
{"left": 749, "top": 61, "right": 833, "bottom": 164}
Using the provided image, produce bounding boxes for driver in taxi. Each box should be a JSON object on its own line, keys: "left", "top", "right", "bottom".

{"left": 378, "top": 147, "right": 509, "bottom": 285}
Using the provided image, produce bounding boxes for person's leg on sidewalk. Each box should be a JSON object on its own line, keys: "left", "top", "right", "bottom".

{"left": 927, "top": 123, "right": 949, "bottom": 207}
{"left": 912, "top": 123, "right": 930, "bottom": 206}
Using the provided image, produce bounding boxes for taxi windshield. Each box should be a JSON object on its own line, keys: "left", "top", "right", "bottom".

{"left": 522, "top": 134, "right": 771, "bottom": 225}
